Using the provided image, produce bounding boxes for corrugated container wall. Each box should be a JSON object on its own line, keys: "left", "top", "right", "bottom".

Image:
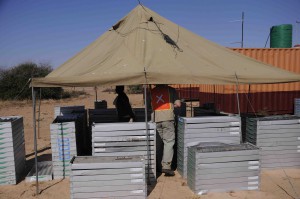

{"left": 173, "top": 48, "right": 300, "bottom": 115}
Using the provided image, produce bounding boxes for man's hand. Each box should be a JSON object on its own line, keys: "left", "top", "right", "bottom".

{"left": 174, "top": 100, "right": 181, "bottom": 108}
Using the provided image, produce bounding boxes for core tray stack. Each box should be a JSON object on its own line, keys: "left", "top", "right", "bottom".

{"left": 0, "top": 116, "right": 26, "bottom": 185}
{"left": 54, "top": 105, "right": 85, "bottom": 118}
{"left": 187, "top": 142, "right": 260, "bottom": 195}
{"left": 245, "top": 115, "right": 300, "bottom": 168}
{"left": 51, "top": 117, "right": 78, "bottom": 179}
{"left": 92, "top": 122, "right": 156, "bottom": 181}
{"left": 295, "top": 98, "right": 300, "bottom": 116}
{"left": 70, "top": 156, "right": 147, "bottom": 199}
{"left": 177, "top": 116, "right": 241, "bottom": 178}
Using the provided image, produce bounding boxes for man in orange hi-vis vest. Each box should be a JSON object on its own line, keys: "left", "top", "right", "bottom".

{"left": 150, "top": 84, "right": 181, "bottom": 176}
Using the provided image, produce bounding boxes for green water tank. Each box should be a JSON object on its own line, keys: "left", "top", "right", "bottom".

{"left": 270, "top": 24, "right": 293, "bottom": 48}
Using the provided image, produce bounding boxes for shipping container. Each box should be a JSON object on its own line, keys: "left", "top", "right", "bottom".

{"left": 173, "top": 48, "right": 300, "bottom": 115}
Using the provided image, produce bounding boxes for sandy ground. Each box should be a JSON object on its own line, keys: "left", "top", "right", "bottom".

{"left": 0, "top": 87, "right": 299, "bottom": 199}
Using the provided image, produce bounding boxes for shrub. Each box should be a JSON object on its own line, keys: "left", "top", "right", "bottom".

{"left": 0, "top": 62, "right": 64, "bottom": 100}
{"left": 127, "top": 85, "right": 143, "bottom": 94}
{"left": 61, "top": 90, "right": 87, "bottom": 98}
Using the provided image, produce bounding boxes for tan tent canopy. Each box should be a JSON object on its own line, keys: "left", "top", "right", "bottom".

{"left": 31, "top": 5, "right": 300, "bottom": 87}
{"left": 29, "top": 6, "right": 300, "bottom": 194}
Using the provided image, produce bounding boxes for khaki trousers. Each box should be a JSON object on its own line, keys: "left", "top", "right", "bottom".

{"left": 156, "top": 120, "right": 175, "bottom": 170}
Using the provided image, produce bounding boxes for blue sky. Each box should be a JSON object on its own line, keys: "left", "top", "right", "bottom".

{"left": 0, "top": 0, "right": 299, "bottom": 69}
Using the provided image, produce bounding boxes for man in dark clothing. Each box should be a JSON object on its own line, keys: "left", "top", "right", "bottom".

{"left": 113, "top": 85, "right": 135, "bottom": 122}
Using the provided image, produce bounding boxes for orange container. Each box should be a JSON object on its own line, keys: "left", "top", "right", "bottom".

{"left": 173, "top": 48, "right": 300, "bottom": 114}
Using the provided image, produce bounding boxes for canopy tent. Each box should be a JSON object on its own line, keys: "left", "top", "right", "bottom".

{"left": 31, "top": 5, "right": 300, "bottom": 88}
{"left": 29, "top": 4, "right": 300, "bottom": 195}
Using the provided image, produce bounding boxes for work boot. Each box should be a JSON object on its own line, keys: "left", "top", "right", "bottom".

{"left": 162, "top": 169, "right": 175, "bottom": 176}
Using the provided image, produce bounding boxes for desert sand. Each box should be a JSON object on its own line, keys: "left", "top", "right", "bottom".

{"left": 0, "top": 87, "right": 299, "bottom": 199}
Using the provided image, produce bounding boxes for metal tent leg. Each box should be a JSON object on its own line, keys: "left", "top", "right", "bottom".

{"left": 143, "top": 85, "right": 151, "bottom": 184}
{"left": 32, "top": 87, "right": 39, "bottom": 195}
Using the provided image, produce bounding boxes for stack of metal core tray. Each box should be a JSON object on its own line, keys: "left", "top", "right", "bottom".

{"left": 187, "top": 142, "right": 260, "bottom": 195}
{"left": 244, "top": 116, "right": 263, "bottom": 146}
{"left": 177, "top": 116, "right": 241, "bottom": 178}
{"left": 245, "top": 115, "right": 300, "bottom": 168}
{"left": 94, "top": 100, "right": 108, "bottom": 109}
{"left": 0, "top": 116, "right": 26, "bottom": 185}
{"left": 132, "top": 108, "right": 151, "bottom": 122}
{"left": 70, "top": 156, "right": 147, "bottom": 199}
{"left": 193, "top": 107, "right": 227, "bottom": 117}
{"left": 241, "top": 114, "right": 265, "bottom": 143}
{"left": 295, "top": 98, "right": 300, "bottom": 116}
{"left": 174, "top": 102, "right": 186, "bottom": 117}
{"left": 89, "top": 107, "right": 152, "bottom": 122}
{"left": 55, "top": 113, "right": 89, "bottom": 156}
{"left": 51, "top": 116, "right": 79, "bottom": 179}
{"left": 54, "top": 105, "right": 85, "bottom": 118}
{"left": 92, "top": 122, "right": 156, "bottom": 182}
{"left": 88, "top": 108, "right": 119, "bottom": 124}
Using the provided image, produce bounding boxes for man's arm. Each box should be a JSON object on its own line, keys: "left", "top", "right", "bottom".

{"left": 174, "top": 99, "right": 181, "bottom": 108}
{"left": 169, "top": 86, "right": 181, "bottom": 108}
{"left": 124, "top": 95, "right": 135, "bottom": 118}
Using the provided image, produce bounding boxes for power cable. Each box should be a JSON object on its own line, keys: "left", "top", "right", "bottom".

{"left": 242, "top": 91, "right": 257, "bottom": 116}
{"left": 264, "top": 32, "right": 270, "bottom": 48}
{"left": 13, "top": 79, "right": 31, "bottom": 100}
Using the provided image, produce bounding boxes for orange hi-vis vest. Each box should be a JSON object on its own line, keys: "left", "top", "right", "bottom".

{"left": 151, "top": 87, "right": 172, "bottom": 111}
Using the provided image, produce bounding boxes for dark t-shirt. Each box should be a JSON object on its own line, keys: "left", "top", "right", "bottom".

{"left": 115, "top": 92, "right": 135, "bottom": 120}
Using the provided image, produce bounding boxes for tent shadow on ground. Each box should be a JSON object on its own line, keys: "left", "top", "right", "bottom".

{"left": 147, "top": 176, "right": 159, "bottom": 196}
{"left": 26, "top": 152, "right": 65, "bottom": 195}
{"left": 14, "top": 152, "right": 52, "bottom": 185}
{"left": 25, "top": 146, "right": 51, "bottom": 159}
{"left": 25, "top": 153, "right": 52, "bottom": 174}
{"left": 25, "top": 147, "right": 52, "bottom": 179}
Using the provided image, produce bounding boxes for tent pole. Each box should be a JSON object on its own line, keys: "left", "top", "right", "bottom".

{"left": 213, "top": 85, "right": 216, "bottom": 105}
{"left": 143, "top": 84, "right": 150, "bottom": 184}
{"left": 235, "top": 74, "right": 241, "bottom": 116}
{"left": 234, "top": 75, "right": 242, "bottom": 143}
{"left": 32, "top": 87, "right": 39, "bottom": 195}
{"left": 246, "top": 85, "right": 251, "bottom": 113}
{"left": 190, "top": 84, "right": 192, "bottom": 117}
{"left": 95, "top": 86, "right": 98, "bottom": 101}
{"left": 37, "top": 88, "right": 41, "bottom": 139}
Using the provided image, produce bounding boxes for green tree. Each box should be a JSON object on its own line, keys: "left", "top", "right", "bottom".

{"left": 127, "top": 85, "right": 143, "bottom": 94}
{"left": 0, "top": 62, "right": 64, "bottom": 100}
